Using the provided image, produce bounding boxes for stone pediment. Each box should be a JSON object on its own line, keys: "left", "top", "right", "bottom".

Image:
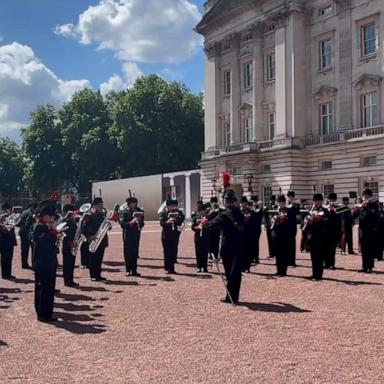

{"left": 196, "top": 0, "right": 254, "bottom": 34}
{"left": 353, "top": 74, "right": 383, "bottom": 90}
{"left": 239, "top": 102, "right": 253, "bottom": 111}
{"left": 313, "top": 85, "right": 337, "bottom": 100}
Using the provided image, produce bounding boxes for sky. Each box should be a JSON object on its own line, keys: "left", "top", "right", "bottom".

{"left": 0, "top": 0, "right": 207, "bottom": 142}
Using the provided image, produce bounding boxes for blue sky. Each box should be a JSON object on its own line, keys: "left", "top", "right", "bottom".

{"left": 0, "top": 0, "right": 206, "bottom": 141}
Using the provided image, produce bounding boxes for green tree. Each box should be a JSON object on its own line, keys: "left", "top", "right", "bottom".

{"left": 0, "top": 137, "right": 24, "bottom": 197}
{"left": 59, "top": 88, "right": 119, "bottom": 193}
{"left": 22, "top": 105, "right": 64, "bottom": 195}
{"left": 109, "top": 75, "right": 204, "bottom": 177}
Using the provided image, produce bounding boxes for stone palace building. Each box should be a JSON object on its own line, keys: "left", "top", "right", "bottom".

{"left": 196, "top": 0, "right": 384, "bottom": 202}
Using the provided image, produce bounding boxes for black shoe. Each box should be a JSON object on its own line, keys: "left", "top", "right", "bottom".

{"left": 273, "top": 272, "right": 280, "bottom": 276}
{"left": 22, "top": 265, "right": 31, "bottom": 269}
{"left": 38, "top": 317, "right": 58, "bottom": 323}
{"left": 2, "top": 275, "right": 16, "bottom": 280}
{"left": 197, "top": 268, "right": 202, "bottom": 273}
{"left": 126, "top": 272, "right": 131, "bottom": 277}
{"left": 330, "top": 266, "right": 336, "bottom": 270}
{"left": 54, "top": 289, "right": 60, "bottom": 293}
{"left": 220, "top": 297, "right": 231, "bottom": 304}
{"left": 367, "top": 269, "right": 373, "bottom": 273}
{"left": 289, "top": 264, "right": 297, "bottom": 268}
{"left": 65, "top": 282, "right": 79, "bottom": 287}
{"left": 203, "top": 268, "right": 209, "bottom": 273}
{"left": 132, "top": 272, "right": 141, "bottom": 277}
{"left": 91, "top": 277, "right": 98, "bottom": 281}
{"left": 358, "top": 269, "right": 368, "bottom": 273}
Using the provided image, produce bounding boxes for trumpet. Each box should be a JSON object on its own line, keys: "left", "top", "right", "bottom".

{"left": 270, "top": 208, "right": 288, "bottom": 230}
{"left": 168, "top": 211, "right": 180, "bottom": 231}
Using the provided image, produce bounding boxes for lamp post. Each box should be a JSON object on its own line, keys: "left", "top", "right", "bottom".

{"left": 211, "top": 175, "right": 218, "bottom": 197}
{"left": 244, "top": 173, "right": 254, "bottom": 194}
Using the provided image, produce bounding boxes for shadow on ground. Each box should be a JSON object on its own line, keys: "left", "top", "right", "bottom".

{"left": 239, "top": 302, "right": 312, "bottom": 313}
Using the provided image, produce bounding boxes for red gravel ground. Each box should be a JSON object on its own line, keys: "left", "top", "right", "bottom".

{"left": 1, "top": 223, "right": 384, "bottom": 384}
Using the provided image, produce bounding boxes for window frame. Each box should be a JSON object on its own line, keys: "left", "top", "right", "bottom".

{"left": 320, "top": 39, "right": 332, "bottom": 70}
{"left": 268, "top": 112, "right": 275, "bottom": 140}
{"left": 243, "top": 116, "right": 253, "bottom": 144}
{"left": 361, "top": 23, "right": 376, "bottom": 58}
{"left": 361, "top": 91, "right": 378, "bottom": 128}
{"left": 223, "top": 70, "right": 231, "bottom": 96}
{"left": 242, "top": 61, "right": 253, "bottom": 89}
{"left": 320, "top": 102, "right": 334, "bottom": 135}
{"left": 266, "top": 53, "right": 276, "bottom": 82}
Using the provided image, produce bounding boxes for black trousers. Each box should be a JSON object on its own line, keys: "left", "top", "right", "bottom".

{"left": 80, "top": 242, "right": 89, "bottom": 267}
{"left": 34, "top": 266, "right": 57, "bottom": 320}
{"left": 162, "top": 236, "right": 179, "bottom": 272}
{"left": 345, "top": 227, "right": 354, "bottom": 254}
{"left": 20, "top": 234, "right": 32, "bottom": 267}
{"left": 360, "top": 238, "right": 376, "bottom": 270}
{"left": 123, "top": 237, "right": 140, "bottom": 274}
{"left": 287, "top": 229, "right": 297, "bottom": 266}
{"left": 0, "top": 245, "right": 14, "bottom": 277}
{"left": 208, "top": 231, "right": 220, "bottom": 258}
{"left": 266, "top": 227, "right": 274, "bottom": 257}
{"left": 89, "top": 246, "right": 106, "bottom": 279}
{"left": 62, "top": 247, "right": 76, "bottom": 284}
{"left": 325, "top": 235, "right": 339, "bottom": 268}
{"left": 222, "top": 252, "right": 242, "bottom": 303}
{"left": 194, "top": 237, "right": 208, "bottom": 270}
{"left": 310, "top": 249, "right": 324, "bottom": 280}
{"left": 275, "top": 236, "right": 289, "bottom": 275}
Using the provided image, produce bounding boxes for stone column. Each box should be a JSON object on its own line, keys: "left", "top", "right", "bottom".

{"left": 204, "top": 42, "right": 222, "bottom": 149}
{"left": 252, "top": 23, "right": 265, "bottom": 141}
{"left": 335, "top": 0, "right": 353, "bottom": 130}
{"left": 274, "top": 16, "right": 287, "bottom": 138}
{"left": 185, "top": 173, "right": 192, "bottom": 220}
{"left": 229, "top": 33, "right": 241, "bottom": 144}
{"left": 169, "top": 176, "right": 176, "bottom": 200}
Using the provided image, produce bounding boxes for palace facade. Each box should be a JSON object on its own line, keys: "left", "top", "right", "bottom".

{"left": 196, "top": 0, "right": 384, "bottom": 202}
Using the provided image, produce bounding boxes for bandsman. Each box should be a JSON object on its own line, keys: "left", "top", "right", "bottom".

{"left": 0, "top": 203, "right": 17, "bottom": 280}
{"left": 191, "top": 200, "right": 209, "bottom": 273}
{"left": 206, "top": 190, "right": 244, "bottom": 304}
{"left": 159, "top": 198, "right": 185, "bottom": 274}
{"left": 33, "top": 201, "right": 59, "bottom": 322}
{"left": 120, "top": 196, "right": 144, "bottom": 277}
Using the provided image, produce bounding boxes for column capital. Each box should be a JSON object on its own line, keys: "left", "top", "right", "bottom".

{"left": 335, "top": 0, "right": 351, "bottom": 13}
{"left": 204, "top": 42, "right": 221, "bottom": 60}
{"left": 248, "top": 22, "right": 265, "bottom": 38}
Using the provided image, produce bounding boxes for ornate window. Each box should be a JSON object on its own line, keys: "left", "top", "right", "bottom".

{"left": 242, "top": 62, "right": 253, "bottom": 89}
{"left": 320, "top": 103, "right": 333, "bottom": 134}
{"left": 223, "top": 70, "right": 231, "bottom": 96}
{"left": 269, "top": 113, "right": 275, "bottom": 140}
{"left": 263, "top": 185, "right": 273, "bottom": 202}
{"left": 361, "top": 91, "right": 377, "bottom": 127}
{"left": 323, "top": 184, "right": 334, "bottom": 197}
{"left": 243, "top": 117, "right": 253, "bottom": 144}
{"left": 266, "top": 54, "right": 275, "bottom": 82}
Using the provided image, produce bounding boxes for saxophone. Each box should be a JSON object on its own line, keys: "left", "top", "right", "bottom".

{"left": 89, "top": 208, "right": 118, "bottom": 253}
{"left": 71, "top": 203, "right": 91, "bottom": 257}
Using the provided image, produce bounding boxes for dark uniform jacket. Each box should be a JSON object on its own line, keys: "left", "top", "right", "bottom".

{"left": 120, "top": 208, "right": 145, "bottom": 236}
{"left": 33, "top": 223, "right": 58, "bottom": 271}
{"left": 356, "top": 200, "right": 380, "bottom": 241}
{"left": 159, "top": 209, "right": 185, "bottom": 239}
{"left": 83, "top": 211, "right": 109, "bottom": 248}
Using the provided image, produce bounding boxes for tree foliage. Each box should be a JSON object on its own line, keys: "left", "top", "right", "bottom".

{"left": 18, "top": 75, "right": 204, "bottom": 195}
{"left": 0, "top": 137, "right": 24, "bottom": 197}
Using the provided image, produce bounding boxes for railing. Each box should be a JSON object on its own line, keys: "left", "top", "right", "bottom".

{"left": 304, "top": 124, "right": 384, "bottom": 147}
{"left": 202, "top": 125, "right": 384, "bottom": 159}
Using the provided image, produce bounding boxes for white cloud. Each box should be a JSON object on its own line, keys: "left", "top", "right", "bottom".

{"left": 0, "top": 42, "right": 90, "bottom": 141}
{"left": 55, "top": 0, "right": 203, "bottom": 63}
{"left": 100, "top": 61, "right": 143, "bottom": 96}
